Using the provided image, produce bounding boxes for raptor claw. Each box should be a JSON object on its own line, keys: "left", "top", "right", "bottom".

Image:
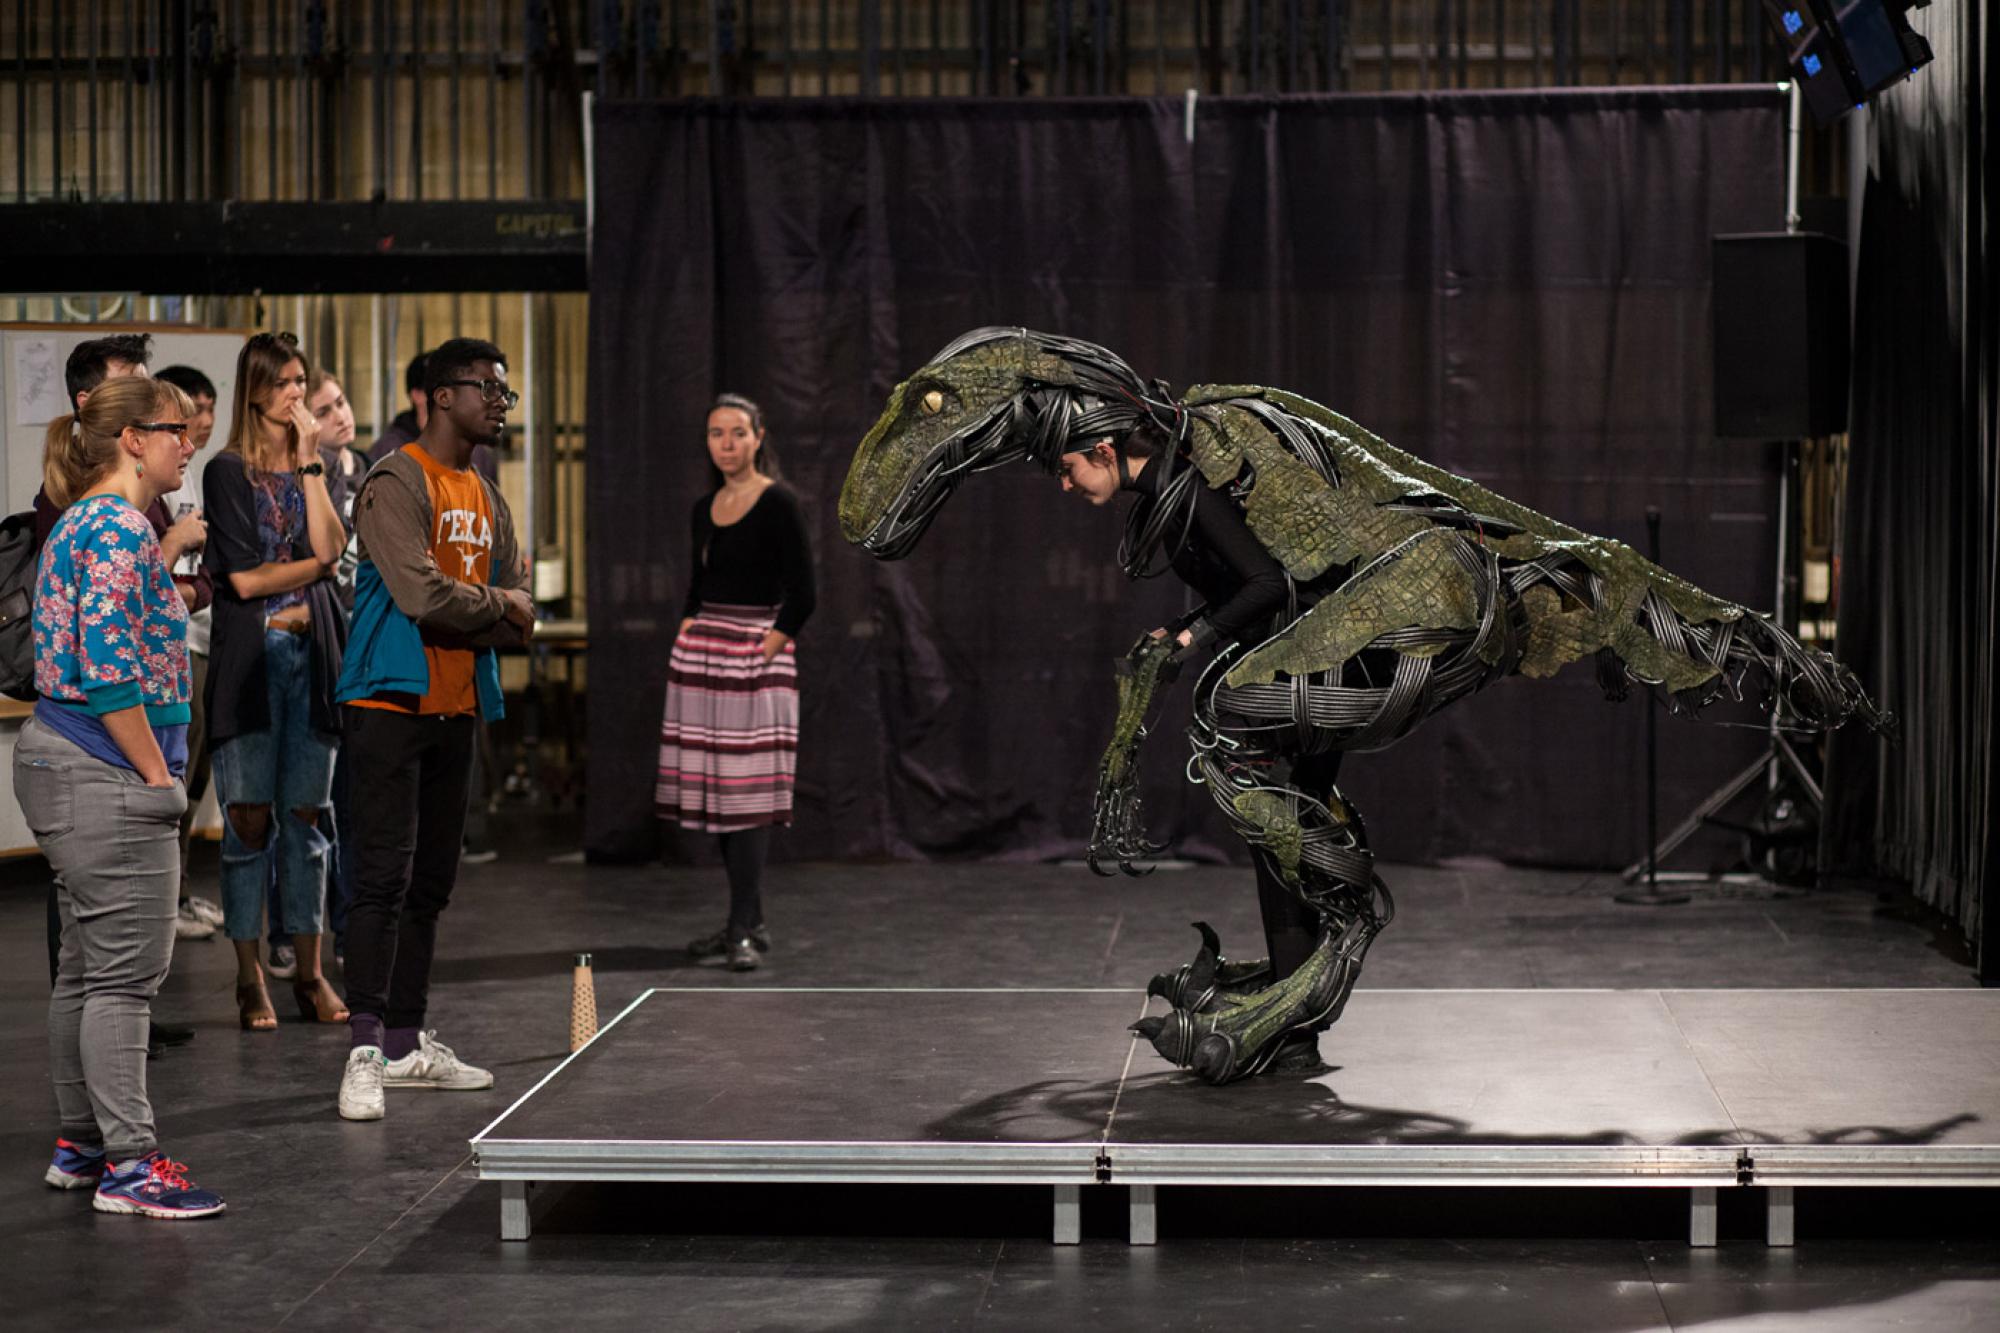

{"left": 1194, "top": 921, "right": 1222, "bottom": 957}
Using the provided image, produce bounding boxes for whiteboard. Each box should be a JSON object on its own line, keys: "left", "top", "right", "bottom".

{"left": 0, "top": 323, "right": 252, "bottom": 518}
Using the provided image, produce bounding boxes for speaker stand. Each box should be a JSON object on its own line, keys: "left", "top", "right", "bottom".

{"left": 1618, "top": 729, "right": 1822, "bottom": 888}
{"left": 1618, "top": 440, "right": 1815, "bottom": 897}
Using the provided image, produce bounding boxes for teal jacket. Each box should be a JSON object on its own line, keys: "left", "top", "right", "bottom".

{"left": 336, "top": 561, "right": 505, "bottom": 720}
{"left": 333, "top": 446, "right": 523, "bottom": 721}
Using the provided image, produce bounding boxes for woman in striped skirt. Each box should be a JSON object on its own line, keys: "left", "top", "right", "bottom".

{"left": 659, "top": 394, "right": 816, "bottom": 971}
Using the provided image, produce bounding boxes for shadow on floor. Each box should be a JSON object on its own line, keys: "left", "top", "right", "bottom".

{"left": 924, "top": 1073, "right": 1983, "bottom": 1154}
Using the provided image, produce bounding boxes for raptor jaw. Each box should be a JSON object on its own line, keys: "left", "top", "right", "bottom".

{"left": 844, "top": 401, "right": 1023, "bottom": 560}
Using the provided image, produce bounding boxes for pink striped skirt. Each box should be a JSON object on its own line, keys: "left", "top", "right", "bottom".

{"left": 657, "top": 603, "right": 798, "bottom": 832}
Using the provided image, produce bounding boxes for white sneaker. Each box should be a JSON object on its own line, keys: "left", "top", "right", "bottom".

{"left": 338, "top": 1046, "right": 387, "bottom": 1121}
{"left": 185, "top": 895, "right": 224, "bottom": 927}
{"left": 173, "top": 902, "right": 216, "bottom": 940}
{"left": 266, "top": 945, "right": 297, "bottom": 980}
{"left": 383, "top": 1030, "right": 494, "bottom": 1091}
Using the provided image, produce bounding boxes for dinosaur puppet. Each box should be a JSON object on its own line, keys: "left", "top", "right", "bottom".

{"left": 839, "top": 327, "right": 1886, "bottom": 1085}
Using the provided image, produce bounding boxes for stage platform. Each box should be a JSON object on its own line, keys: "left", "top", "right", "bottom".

{"left": 471, "top": 987, "right": 2000, "bottom": 1247}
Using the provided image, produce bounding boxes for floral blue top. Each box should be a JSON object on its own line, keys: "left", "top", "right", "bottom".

{"left": 252, "top": 468, "right": 308, "bottom": 616}
{"left": 32, "top": 494, "right": 192, "bottom": 774}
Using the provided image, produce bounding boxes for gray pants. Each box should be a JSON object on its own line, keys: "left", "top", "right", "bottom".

{"left": 16, "top": 718, "right": 189, "bottom": 1161}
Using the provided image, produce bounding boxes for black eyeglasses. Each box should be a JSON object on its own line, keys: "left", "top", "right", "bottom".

{"left": 134, "top": 422, "right": 191, "bottom": 439}
{"left": 437, "top": 378, "right": 520, "bottom": 409}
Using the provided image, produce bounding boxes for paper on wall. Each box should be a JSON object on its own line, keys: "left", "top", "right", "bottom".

{"left": 13, "top": 337, "right": 69, "bottom": 425}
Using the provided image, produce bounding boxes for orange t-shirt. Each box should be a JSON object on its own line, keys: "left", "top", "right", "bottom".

{"left": 351, "top": 445, "right": 496, "bottom": 717}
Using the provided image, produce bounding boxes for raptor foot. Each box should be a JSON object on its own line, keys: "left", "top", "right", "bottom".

{"left": 1134, "top": 928, "right": 1360, "bottom": 1085}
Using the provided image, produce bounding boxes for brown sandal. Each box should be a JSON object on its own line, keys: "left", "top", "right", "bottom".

{"left": 237, "top": 980, "right": 278, "bottom": 1032}
{"left": 293, "top": 979, "right": 350, "bottom": 1025}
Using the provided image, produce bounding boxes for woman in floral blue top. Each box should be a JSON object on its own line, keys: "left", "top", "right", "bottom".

{"left": 15, "top": 374, "right": 227, "bottom": 1220}
{"left": 32, "top": 472, "right": 194, "bottom": 752}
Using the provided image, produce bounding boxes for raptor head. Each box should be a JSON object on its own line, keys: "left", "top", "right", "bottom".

{"left": 839, "top": 326, "right": 1156, "bottom": 558}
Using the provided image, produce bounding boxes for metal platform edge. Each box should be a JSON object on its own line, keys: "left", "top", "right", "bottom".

{"left": 1748, "top": 1146, "right": 2000, "bottom": 1186}
{"left": 1101, "top": 1143, "right": 1745, "bottom": 1187}
{"left": 472, "top": 1138, "right": 1102, "bottom": 1185}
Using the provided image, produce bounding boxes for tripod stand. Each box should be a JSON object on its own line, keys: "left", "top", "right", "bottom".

{"left": 1619, "top": 439, "right": 1822, "bottom": 896}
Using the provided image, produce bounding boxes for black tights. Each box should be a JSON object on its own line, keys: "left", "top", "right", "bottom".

{"left": 719, "top": 827, "right": 772, "bottom": 932}
{"left": 1253, "top": 749, "right": 1345, "bottom": 982}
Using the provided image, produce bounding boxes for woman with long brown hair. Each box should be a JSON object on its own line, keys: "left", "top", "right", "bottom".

{"left": 19, "top": 375, "right": 224, "bottom": 1218}
{"left": 202, "top": 332, "right": 349, "bottom": 1031}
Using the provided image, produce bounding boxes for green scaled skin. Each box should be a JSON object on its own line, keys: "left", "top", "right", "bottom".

{"left": 1183, "top": 385, "right": 1742, "bottom": 694}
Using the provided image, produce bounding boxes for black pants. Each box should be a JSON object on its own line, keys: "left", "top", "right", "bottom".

{"left": 1253, "top": 748, "right": 1346, "bottom": 982}
{"left": 341, "top": 706, "right": 475, "bottom": 1029}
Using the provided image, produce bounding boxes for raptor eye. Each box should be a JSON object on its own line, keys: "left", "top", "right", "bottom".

{"left": 921, "top": 389, "right": 945, "bottom": 416}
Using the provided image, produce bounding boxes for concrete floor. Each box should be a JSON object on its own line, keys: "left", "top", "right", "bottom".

{"left": 2, "top": 829, "right": 1991, "bottom": 1332}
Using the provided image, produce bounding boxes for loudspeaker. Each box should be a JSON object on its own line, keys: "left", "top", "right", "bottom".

{"left": 1712, "top": 232, "right": 1850, "bottom": 439}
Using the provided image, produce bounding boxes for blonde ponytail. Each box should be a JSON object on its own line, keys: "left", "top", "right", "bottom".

{"left": 42, "top": 413, "right": 101, "bottom": 508}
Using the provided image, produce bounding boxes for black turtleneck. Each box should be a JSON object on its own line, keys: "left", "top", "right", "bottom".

{"left": 1124, "top": 459, "right": 1289, "bottom": 648}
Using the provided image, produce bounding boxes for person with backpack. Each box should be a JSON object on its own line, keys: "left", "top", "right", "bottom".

{"left": 18, "top": 373, "right": 225, "bottom": 1219}
{"left": 12, "top": 336, "right": 208, "bottom": 1061}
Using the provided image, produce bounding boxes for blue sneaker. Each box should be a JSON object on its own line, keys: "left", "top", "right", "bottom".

{"left": 44, "top": 1138, "right": 106, "bottom": 1190}
{"left": 92, "top": 1151, "right": 225, "bottom": 1220}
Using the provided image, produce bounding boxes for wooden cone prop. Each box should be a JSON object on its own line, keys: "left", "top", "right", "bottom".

{"left": 569, "top": 952, "right": 599, "bottom": 1052}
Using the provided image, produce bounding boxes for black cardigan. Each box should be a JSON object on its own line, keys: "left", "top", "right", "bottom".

{"left": 201, "top": 452, "right": 348, "bottom": 744}
{"left": 682, "top": 483, "right": 817, "bottom": 638}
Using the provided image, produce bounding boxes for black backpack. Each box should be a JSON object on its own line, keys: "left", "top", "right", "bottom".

{"left": 0, "top": 509, "right": 39, "bottom": 701}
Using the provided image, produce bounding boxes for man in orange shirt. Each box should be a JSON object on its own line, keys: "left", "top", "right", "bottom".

{"left": 331, "top": 339, "right": 534, "bottom": 1122}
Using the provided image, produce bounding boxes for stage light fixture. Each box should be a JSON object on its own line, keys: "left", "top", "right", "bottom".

{"left": 1761, "top": 0, "right": 1934, "bottom": 123}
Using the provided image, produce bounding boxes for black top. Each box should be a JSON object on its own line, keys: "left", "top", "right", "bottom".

{"left": 1125, "top": 459, "right": 1288, "bottom": 648}
{"left": 682, "top": 482, "right": 817, "bottom": 638}
{"left": 201, "top": 451, "right": 347, "bottom": 745}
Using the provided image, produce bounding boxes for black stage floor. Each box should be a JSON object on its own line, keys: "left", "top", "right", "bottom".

{"left": 3, "top": 838, "right": 1995, "bottom": 1331}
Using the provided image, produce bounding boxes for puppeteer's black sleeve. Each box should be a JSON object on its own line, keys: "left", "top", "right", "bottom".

{"left": 1186, "top": 482, "right": 1288, "bottom": 647}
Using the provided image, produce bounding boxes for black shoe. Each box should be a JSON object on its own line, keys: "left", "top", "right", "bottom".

{"left": 687, "top": 924, "right": 772, "bottom": 959}
{"left": 726, "top": 936, "right": 761, "bottom": 972}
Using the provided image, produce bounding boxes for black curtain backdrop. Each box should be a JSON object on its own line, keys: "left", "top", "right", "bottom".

{"left": 586, "top": 88, "right": 1786, "bottom": 872}
{"left": 1827, "top": 2, "right": 1995, "bottom": 976}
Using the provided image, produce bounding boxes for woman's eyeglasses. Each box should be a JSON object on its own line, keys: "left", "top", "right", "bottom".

{"left": 134, "top": 421, "right": 191, "bottom": 440}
